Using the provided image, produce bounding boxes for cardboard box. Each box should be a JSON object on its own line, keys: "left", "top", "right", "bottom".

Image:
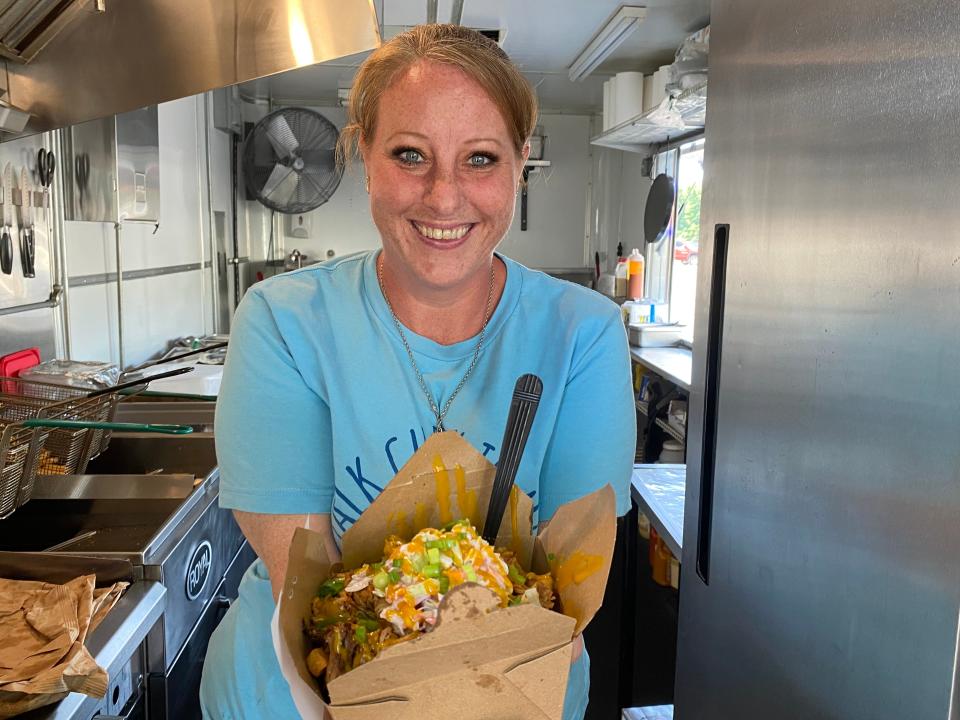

{"left": 273, "top": 432, "right": 616, "bottom": 719}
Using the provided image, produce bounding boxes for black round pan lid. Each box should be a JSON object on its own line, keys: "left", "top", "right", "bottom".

{"left": 644, "top": 173, "right": 676, "bottom": 244}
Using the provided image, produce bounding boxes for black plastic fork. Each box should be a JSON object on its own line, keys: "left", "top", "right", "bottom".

{"left": 481, "top": 374, "right": 543, "bottom": 544}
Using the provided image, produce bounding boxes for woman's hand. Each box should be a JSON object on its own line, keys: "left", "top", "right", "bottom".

{"left": 233, "top": 511, "right": 340, "bottom": 602}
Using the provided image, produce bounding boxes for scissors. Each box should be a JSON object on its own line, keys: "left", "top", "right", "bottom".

{"left": 37, "top": 147, "right": 55, "bottom": 232}
{"left": 75, "top": 152, "right": 90, "bottom": 210}
{"left": 37, "top": 148, "right": 55, "bottom": 188}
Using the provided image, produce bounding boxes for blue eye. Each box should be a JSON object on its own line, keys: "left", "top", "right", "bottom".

{"left": 395, "top": 148, "right": 424, "bottom": 165}
{"left": 468, "top": 154, "right": 495, "bottom": 167}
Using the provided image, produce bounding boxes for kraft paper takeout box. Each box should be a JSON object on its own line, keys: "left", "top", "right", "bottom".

{"left": 273, "top": 432, "right": 616, "bottom": 720}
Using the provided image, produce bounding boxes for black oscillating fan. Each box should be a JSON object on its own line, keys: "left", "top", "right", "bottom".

{"left": 242, "top": 107, "right": 342, "bottom": 214}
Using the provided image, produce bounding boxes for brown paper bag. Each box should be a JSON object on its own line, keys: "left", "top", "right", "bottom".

{"left": 0, "top": 574, "right": 127, "bottom": 717}
{"left": 275, "top": 432, "right": 617, "bottom": 720}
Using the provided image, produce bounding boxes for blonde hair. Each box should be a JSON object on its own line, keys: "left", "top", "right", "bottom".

{"left": 337, "top": 24, "right": 538, "bottom": 168}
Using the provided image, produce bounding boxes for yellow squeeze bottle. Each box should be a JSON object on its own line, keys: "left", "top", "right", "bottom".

{"left": 627, "top": 248, "right": 645, "bottom": 300}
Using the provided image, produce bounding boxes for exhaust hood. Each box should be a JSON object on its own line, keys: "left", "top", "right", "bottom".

{"left": 0, "top": 0, "right": 97, "bottom": 64}
{"left": 0, "top": 0, "right": 381, "bottom": 138}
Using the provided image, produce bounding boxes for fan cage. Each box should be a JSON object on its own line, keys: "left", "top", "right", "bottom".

{"left": 242, "top": 107, "right": 344, "bottom": 215}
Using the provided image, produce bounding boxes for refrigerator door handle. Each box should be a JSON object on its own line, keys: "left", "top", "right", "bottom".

{"left": 696, "top": 223, "right": 730, "bottom": 585}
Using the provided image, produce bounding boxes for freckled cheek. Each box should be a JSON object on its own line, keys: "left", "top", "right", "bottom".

{"left": 463, "top": 179, "right": 517, "bottom": 217}
{"left": 371, "top": 178, "right": 423, "bottom": 219}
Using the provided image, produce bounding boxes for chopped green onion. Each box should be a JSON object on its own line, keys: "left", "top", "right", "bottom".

{"left": 313, "top": 613, "right": 347, "bottom": 629}
{"left": 438, "top": 576, "right": 450, "bottom": 594}
{"left": 408, "top": 583, "right": 427, "bottom": 599}
{"left": 547, "top": 553, "right": 556, "bottom": 562}
{"left": 423, "top": 563, "right": 442, "bottom": 578}
{"left": 355, "top": 625, "right": 367, "bottom": 643}
{"left": 373, "top": 572, "right": 390, "bottom": 591}
{"left": 392, "top": 559, "right": 402, "bottom": 568}
{"left": 508, "top": 596, "right": 523, "bottom": 606}
{"left": 464, "top": 564, "right": 477, "bottom": 582}
{"left": 411, "top": 554, "right": 426, "bottom": 572}
{"left": 441, "top": 518, "right": 468, "bottom": 531}
{"left": 508, "top": 564, "right": 526, "bottom": 585}
{"left": 358, "top": 617, "right": 379, "bottom": 632}
{"left": 427, "top": 547, "right": 441, "bottom": 564}
{"left": 317, "top": 578, "right": 346, "bottom": 598}
{"left": 388, "top": 570, "right": 401, "bottom": 584}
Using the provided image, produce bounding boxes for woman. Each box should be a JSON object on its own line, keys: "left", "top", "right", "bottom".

{"left": 200, "top": 24, "right": 635, "bottom": 720}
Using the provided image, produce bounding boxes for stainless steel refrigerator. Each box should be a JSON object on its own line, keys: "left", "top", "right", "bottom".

{"left": 676, "top": 1, "right": 960, "bottom": 718}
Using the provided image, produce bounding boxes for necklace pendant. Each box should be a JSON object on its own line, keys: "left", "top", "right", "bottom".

{"left": 378, "top": 255, "right": 496, "bottom": 441}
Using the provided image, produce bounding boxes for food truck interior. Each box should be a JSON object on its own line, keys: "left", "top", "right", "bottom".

{"left": 0, "top": 1, "right": 956, "bottom": 719}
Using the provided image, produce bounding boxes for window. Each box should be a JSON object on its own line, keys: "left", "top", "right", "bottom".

{"left": 671, "top": 139, "right": 704, "bottom": 340}
{"left": 645, "top": 138, "right": 704, "bottom": 342}
{"left": 643, "top": 148, "right": 677, "bottom": 308}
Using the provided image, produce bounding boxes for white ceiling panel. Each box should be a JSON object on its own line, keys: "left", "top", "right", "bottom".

{"left": 240, "top": 0, "right": 709, "bottom": 112}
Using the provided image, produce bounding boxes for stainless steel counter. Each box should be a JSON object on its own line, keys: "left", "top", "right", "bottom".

{"left": 629, "top": 347, "right": 693, "bottom": 391}
{"left": 631, "top": 464, "right": 686, "bottom": 558}
{"left": 10, "top": 420, "right": 249, "bottom": 719}
{"left": 35, "top": 580, "right": 165, "bottom": 719}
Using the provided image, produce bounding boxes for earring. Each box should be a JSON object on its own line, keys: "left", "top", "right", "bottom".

{"left": 365, "top": 175, "right": 370, "bottom": 193}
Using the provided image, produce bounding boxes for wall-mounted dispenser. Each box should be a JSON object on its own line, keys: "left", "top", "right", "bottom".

{"left": 287, "top": 213, "right": 312, "bottom": 239}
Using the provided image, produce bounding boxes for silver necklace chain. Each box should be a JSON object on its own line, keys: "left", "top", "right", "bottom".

{"left": 377, "top": 256, "right": 496, "bottom": 433}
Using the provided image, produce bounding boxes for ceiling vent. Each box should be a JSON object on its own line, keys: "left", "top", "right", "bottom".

{"left": 382, "top": 25, "right": 504, "bottom": 47}
{"left": 0, "top": 0, "right": 101, "bottom": 64}
{"left": 475, "top": 28, "right": 503, "bottom": 45}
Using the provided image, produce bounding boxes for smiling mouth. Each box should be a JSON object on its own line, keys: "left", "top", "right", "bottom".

{"left": 413, "top": 222, "right": 474, "bottom": 241}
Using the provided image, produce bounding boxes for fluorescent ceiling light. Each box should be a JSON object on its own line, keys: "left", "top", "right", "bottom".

{"left": 568, "top": 5, "right": 648, "bottom": 82}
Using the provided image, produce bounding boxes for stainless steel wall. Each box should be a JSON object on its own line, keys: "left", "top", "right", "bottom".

{"left": 678, "top": 1, "right": 960, "bottom": 718}
{"left": 0, "top": 309, "right": 57, "bottom": 359}
{"left": 0, "top": 131, "right": 60, "bottom": 359}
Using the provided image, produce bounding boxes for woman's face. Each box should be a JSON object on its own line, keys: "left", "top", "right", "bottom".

{"left": 361, "top": 60, "right": 528, "bottom": 291}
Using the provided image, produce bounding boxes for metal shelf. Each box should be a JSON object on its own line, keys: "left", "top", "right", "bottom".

{"left": 639, "top": 400, "right": 686, "bottom": 441}
{"left": 623, "top": 705, "right": 674, "bottom": 720}
{"left": 631, "top": 465, "right": 685, "bottom": 559}
{"left": 524, "top": 159, "right": 551, "bottom": 176}
{"left": 590, "top": 82, "right": 707, "bottom": 154}
{"left": 655, "top": 417, "right": 686, "bottom": 444}
{"left": 630, "top": 346, "right": 692, "bottom": 391}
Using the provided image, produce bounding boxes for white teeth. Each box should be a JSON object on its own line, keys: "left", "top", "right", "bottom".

{"left": 415, "top": 223, "right": 470, "bottom": 241}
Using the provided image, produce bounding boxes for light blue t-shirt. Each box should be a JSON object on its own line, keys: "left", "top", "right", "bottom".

{"left": 201, "top": 250, "right": 636, "bottom": 720}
